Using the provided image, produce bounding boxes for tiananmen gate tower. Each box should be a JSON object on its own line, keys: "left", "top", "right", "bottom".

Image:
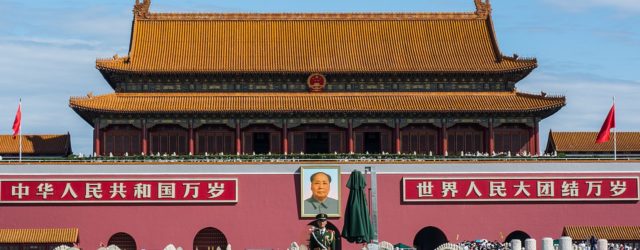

{"left": 69, "top": 0, "right": 565, "bottom": 158}
{"left": 5, "top": 1, "right": 639, "bottom": 250}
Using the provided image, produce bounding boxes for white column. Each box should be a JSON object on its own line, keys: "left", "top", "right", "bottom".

{"left": 559, "top": 237, "right": 572, "bottom": 250}
{"left": 511, "top": 239, "right": 522, "bottom": 250}
{"left": 597, "top": 239, "right": 607, "bottom": 250}
{"left": 542, "top": 238, "right": 554, "bottom": 250}
{"left": 525, "top": 239, "right": 537, "bottom": 250}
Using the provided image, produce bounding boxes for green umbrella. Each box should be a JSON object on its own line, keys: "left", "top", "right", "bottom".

{"left": 341, "top": 169, "right": 373, "bottom": 243}
{"left": 394, "top": 243, "right": 412, "bottom": 249}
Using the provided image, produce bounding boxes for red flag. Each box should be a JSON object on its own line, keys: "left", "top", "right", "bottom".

{"left": 12, "top": 102, "right": 21, "bottom": 139}
{"left": 595, "top": 104, "right": 615, "bottom": 143}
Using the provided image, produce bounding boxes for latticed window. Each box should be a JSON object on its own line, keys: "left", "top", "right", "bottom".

{"left": 103, "top": 125, "right": 141, "bottom": 156}
{"left": 149, "top": 125, "right": 188, "bottom": 155}
{"left": 288, "top": 125, "right": 345, "bottom": 154}
{"left": 494, "top": 124, "right": 531, "bottom": 154}
{"left": 242, "top": 125, "right": 281, "bottom": 154}
{"left": 197, "top": 133, "right": 234, "bottom": 155}
{"left": 447, "top": 124, "right": 485, "bottom": 155}
{"left": 196, "top": 125, "right": 235, "bottom": 155}
{"left": 401, "top": 124, "right": 438, "bottom": 154}
{"left": 354, "top": 124, "right": 391, "bottom": 154}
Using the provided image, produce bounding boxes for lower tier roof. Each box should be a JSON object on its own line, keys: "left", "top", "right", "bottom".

{"left": 0, "top": 134, "right": 71, "bottom": 156}
{"left": 563, "top": 226, "right": 640, "bottom": 241}
{"left": 69, "top": 91, "right": 564, "bottom": 118}
{"left": 548, "top": 131, "right": 640, "bottom": 153}
{"left": 0, "top": 228, "right": 78, "bottom": 243}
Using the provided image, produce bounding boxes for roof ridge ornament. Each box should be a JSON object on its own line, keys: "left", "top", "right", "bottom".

{"left": 474, "top": 0, "right": 491, "bottom": 17}
{"left": 134, "top": 0, "right": 151, "bottom": 19}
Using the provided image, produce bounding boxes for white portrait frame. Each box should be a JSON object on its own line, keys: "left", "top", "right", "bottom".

{"left": 300, "top": 166, "right": 341, "bottom": 218}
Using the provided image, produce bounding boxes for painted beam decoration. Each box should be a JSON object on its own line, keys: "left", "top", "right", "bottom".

{"left": 0, "top": 178, "right": 238, "bottom": 203}
{"left": 403, "top": 177, "right": 639, "bottom": 202}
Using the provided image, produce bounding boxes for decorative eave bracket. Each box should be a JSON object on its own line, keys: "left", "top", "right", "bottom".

{"left": 134, "top": 0, "right": 151, "bottom": 19}
{"left": 474, "top": 0, "right": 491, "bottom": 17}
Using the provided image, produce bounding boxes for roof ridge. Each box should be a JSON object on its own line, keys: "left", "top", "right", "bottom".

{"left": 102, "top": 91, "right": 519, "bottom": 98}
{"left": 516, "top": 91, "right": 565, "bottom": 100}
{"left": 142, "top": 12, "right": 487, "bottom": 21}
{"left": 553, "top": 131, "right": 640, "bottom": 134}
{"left": 133, "top": 0, "right": 492, "bottom": 21}
{"left": 0, "top": 134, "right": 68, "bottom": 137}
{"left": 502, "top": 54, "right": 536, "bottom": 62}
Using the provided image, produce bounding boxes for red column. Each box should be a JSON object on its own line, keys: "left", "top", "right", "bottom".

{"left": 282, "top": 121, "right": 288, "bottom": 155}
{"left": 348, "top": 120, "right": 354, "bottom": 154}
{"left": 188, "top": 120, "right": 194, "bottom": 155}
{"left": 488, "top": 120, "right": 495, "bottom": 155}
{"left": 236, "top": 120, "right": 242, "bottom": 155}
{"left": 94, "top": 119, "right": 101, "bottom": 156}
{"left": 534, "top": 120, "right": 540, "bottom": 155}
{"left": 529, "top": 124, "right": 536, "bottom": 156}
{"left": 395, "top": 120, "right": 401, "bottom": 154}
{"left": 142, "top": 119, "right": 148, "bottom": 156}
{"left": 440, "top": 125, "right": 448, "bottom": 156}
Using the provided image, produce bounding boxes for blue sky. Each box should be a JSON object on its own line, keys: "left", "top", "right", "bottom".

{"left": 0, "top": 0, "right": 638, "bottom": 155}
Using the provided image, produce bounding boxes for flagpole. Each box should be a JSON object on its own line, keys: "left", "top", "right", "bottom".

{"left": 19, "top": 99, "right": 22, "bottom": 162}
{"left": 613, "top": 96, "right": 616, "bottom": 161}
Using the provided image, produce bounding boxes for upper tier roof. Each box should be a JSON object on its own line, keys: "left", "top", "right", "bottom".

{"left": 95, "top": 0, "right": 536, "bottom": 74}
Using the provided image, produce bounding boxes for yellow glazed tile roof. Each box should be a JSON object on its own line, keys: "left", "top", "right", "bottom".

{"left": 0, "top": 228, "right": 78, "bottom": 243}
{"left": 564, "top": 226, "right": 640, "bottom": 241}
{"left": 69, "top": 91, "right": 564, "bottom": 114}
{"left": 0, "top": 134, "right": 71, "bottom": 156}
{"left": 549, "top": 132, "right": 640, "bottom": 152}
{"left": 96, "top": 10, "right": 536, "bottom": 73}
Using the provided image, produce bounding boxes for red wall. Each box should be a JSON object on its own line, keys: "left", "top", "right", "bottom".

{"left": 377, "top": 173, "right": 640, "bottom": 245}
{"left": 0, "top": 172, "right": 638, "bottom": 250}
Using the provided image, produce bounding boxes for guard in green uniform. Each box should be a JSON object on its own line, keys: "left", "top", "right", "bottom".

{"left": 309, "top": 213, "right": 336, "bottom": 250}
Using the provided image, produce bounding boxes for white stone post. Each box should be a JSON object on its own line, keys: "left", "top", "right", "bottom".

{"left": 559, "top": 237, "right": 572, "bottom": 250}
{"left": 525, "top": 239, "right": 537, "bottom": 250}
{"left": 542, "top": 238, "right": 554, "bottom": 250}
{"left": 597, "top": 239, "right": 607, "bottom": 250}
{"left": 290, "top": 242, "right": 299, "bottom": 250}
{"left": 511, "top": 239, "right": 522, "bottom": 250}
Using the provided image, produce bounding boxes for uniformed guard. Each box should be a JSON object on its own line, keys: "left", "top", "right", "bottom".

{"left": 309, "top": 213, "right": 336, "bottom": 250}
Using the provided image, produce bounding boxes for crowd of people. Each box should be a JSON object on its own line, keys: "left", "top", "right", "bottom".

{"left": 572, "top": 242, "right": 640, "bottom": 250}
{"left": 457, "top": 240, "right": 507, "bottom": 250}
{"left": 605, "top": 243, "right": 640, "bottom": 250}
{"left": 454, "top": 240, "right": 640, "bottom": 250}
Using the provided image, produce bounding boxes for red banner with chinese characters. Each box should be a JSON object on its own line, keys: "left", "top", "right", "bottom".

{"left": 0, "top": 178, "right": 238, "bottom": 203}
{"left": 403, "top": 177, "right": 639, "bottom": 202}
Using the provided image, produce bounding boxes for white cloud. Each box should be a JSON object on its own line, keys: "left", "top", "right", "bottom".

{"left": 0, "top": 1, "right": 131, "bottom": 155}
{"left": 546, "top": 0, "right": 640, "bottom": 12}
{"left": 519, "top": 71, "right": 640, "bottom": 151}
{"left": 0, "top": 36, "right": 101, "bottom": 48}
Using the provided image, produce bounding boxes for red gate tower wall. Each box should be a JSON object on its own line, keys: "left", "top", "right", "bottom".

{"left": 1, "top": 163, "right": 639, "bottom": 249}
